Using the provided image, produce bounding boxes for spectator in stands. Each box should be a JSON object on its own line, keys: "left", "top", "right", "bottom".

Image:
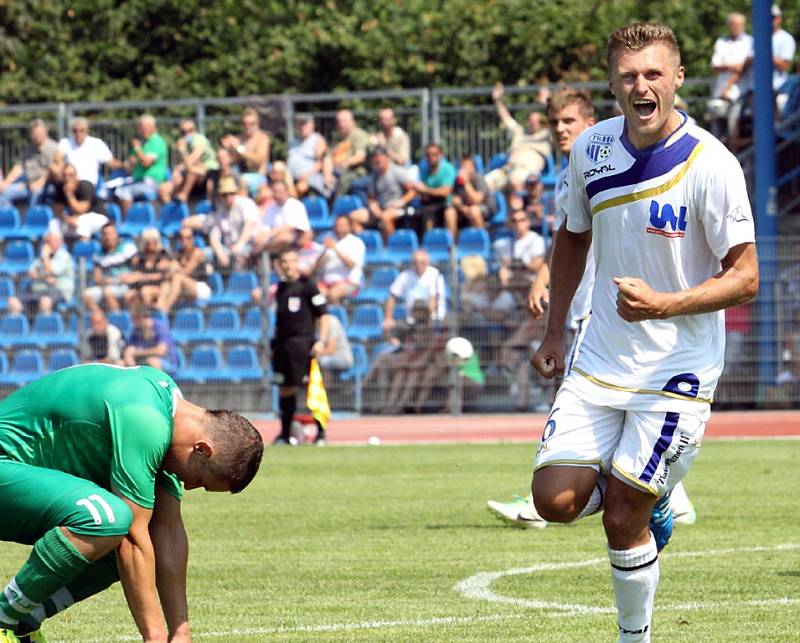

{"left": 108, "top": 113, "right": 169, "bottom": 214}
{"left": 161, "top": 118, "right": 219, "bottom": 203}
{"left": 769, "top": 5, "right": 796, "bottom": 111}
{"left": 349, "top": 146, "right": 415, "bottom": 239}
{"left": 219, "top": 107, "right": 271, "bottom": 195}
{"left": 443, "top": 155, "right": 495, "bottom": 239}
{"left": 155, "top": 226, "right": 211, "bottom": 313}
{"left": 254, "top": 180, "right": 275, "bottom": 218}
{"left": 268, "top": 161, "right": 298, "bottom": 198}
{"left": 706, "top": 12, "right": 753, "bottom": 140}
{"left": 122, "top": 305, "right": 179, "bottom": 372}
{"left": 208, "top": 176, "right": 260, "bottom": 270}
{"left": 486, "top": 82, "right": 552, "bottom": 194}
{"left": 458, "top": 254, "right": 516, "bottom": 325}
{"left": 493, "top": 210, "right": 545, "bottom": 296}
{"left": 383, "top": 249, "right": 446, "bottom": 339}
{"left": 315, "top": 312, "right": 353, "bottom": 371}
{"left": 500, "top": 314, "right": 548, "bottom": 412}
{"left": 287, "top": 113, "right": 333, "bottom": 199}
{"left": 252, "top": 179, "right": 310, "bottom": 255}
{"left": 54, "top": 116, "right": 114, "bottom": 188}
{"left": 411, "top": 143, "right": 456, "bottom": 238}
{"left": 50, "top": 163, "right": 108, "bottom": 240}
{"left": 313, "top": 214, "right": 366, "bottom": 304}
{"left": 83, "top": 222, "right": 138, "bottom": 313}
{"left": 0, "top": 119, "right": 59, "bottom": 208}
{"left": 331, "top": 109, "right": 370, "bottom": 198}
{"left": 370, "top": 108, "right": 411, "bottom": 167}
{"left": 83, "top": 309, "right": 124, "bottom": 365}
{"left": 124, "top": 227, "right": 171, "bottom": 308}
{"left": 6, "top": 230, "right": 74, "bottom": 316}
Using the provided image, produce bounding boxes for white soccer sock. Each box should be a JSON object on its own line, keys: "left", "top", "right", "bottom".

{"left": 608, "top": 532, "right": 659, "bottom": 642}
{"left": 574, "top": 474, "right": 608, "bottom": 521}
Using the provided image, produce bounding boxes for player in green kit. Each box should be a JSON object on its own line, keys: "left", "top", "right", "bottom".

{"left": 0, "top": 364, "right": 264, "bottom": 642}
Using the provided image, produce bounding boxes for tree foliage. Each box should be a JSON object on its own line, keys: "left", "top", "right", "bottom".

{"left": 0, "top": 0, "right": 791, "bottom": 104}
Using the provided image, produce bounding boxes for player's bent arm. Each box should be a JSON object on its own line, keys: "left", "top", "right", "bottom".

{"left": 543, "top": 228, "right": 592, "bottom": 337}
{"left": 115, "top": 492, "right": 169, "bottom": 642}
{"left": 150, "top": 488, "right": 191, "bottom": 642}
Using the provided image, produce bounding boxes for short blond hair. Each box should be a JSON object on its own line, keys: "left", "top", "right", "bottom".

{"left": 606, "top": 22, "right": 681, "bottom": 70}
{"left": 547, "top": 88, "right": 595, "bottom": 121}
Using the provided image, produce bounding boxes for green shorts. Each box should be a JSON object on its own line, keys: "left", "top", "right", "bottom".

{"left": 0, "top": 460, "right": 133, "bottom": 545}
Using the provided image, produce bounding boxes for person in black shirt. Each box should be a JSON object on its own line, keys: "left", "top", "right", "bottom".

{"left": 51, "top": 162, "right": 109, "bottom": 239}
{"left": 272, "top": 248, "right": 329, "bottom": 445}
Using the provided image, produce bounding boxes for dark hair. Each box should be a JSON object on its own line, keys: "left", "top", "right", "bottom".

{"left": 547, "top": 87, "right": 595, "bottom": 120}
{"left": 203, "top": 409, "right": 264, "bottom": 493}
{"left": 607, "top": 22, "right": 681, "bottom": 70}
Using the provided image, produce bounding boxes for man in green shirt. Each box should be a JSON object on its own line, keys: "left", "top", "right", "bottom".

{"left": 110, "top": 114, "right": 169, "bottom": 215}
{"left": 0, "top": 365, "right": 263, "bottom": 643}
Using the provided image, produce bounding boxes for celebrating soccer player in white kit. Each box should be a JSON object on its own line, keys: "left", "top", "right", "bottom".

{"left": 530, "top": 23, "right": 758, "bottom": 641}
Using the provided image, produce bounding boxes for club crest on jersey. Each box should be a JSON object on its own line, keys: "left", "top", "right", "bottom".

{"left": 646, "top": 199, "right": 687, "bottom": 238}
{"left": 288, "top": 296, "right": 301, "bottom": 312}
{"left": 585, "top": 133, "right": 614, "bottom": 164}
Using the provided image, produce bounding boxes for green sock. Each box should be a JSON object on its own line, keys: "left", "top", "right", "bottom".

{"left": 0, "top": 528, "right": 90, "bottom": 626}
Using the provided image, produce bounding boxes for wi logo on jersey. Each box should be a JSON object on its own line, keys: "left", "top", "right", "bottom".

{"left": 646, "top": 200, "right": 687, "bottom": 238}
{"left": 585, "top": 133, "right": 613, "bottom": 164}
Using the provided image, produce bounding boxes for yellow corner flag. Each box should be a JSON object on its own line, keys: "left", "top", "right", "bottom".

{"left": 307, "top": 358, "right": 331, "bottom": 430}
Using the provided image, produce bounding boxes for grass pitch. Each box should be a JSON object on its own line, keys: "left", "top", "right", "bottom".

{"left": 3, "top": 439, "right": 799, "bottom": 641}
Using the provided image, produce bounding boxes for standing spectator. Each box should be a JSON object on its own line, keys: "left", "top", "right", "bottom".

{"left": 331, "top": 109, "right": 370, "bottom": 198}
{"left": 82, "top": 222, "right": 138, "bottom": 313}
{"left": 208, "top": 176, "right": 260, "bottom": 270}
{"left": 493, "top": 211, "right": 546, "bottom": 288}
{"left": 155, "top": 226, "right": 211, "bottom": 313}
{"left": 83, "top": 308, "right": 124, "bottom": 364}
{"left": 252, "top": 180, "right": 310, "bottom": 255}
{"left": 6, "top": 230, "right": 74, "bottom": 316}
{"left": 316, "top": 313, "right": 354, "bottom": 371}
{"left": 122, "top": 306, "right": 179, "bottom": 372}
{"left": 411, "top": 143, "right": 456, "bottom": 238}
{"left": 485, "top": 83, "right": 552, "bottom": 194}
{"left": 383, "top": 249, "right": 446, "bottom": 338}
{"left": 109, "top": 113, "right": 169, "bottom": 214}
{"left": 55, "top": 117, "right": 114, "bottom": 187}
{"left": 50, "top": 163, "right": 108, "bottom": 240}
{"left": 349, "top": 147, "right": 415, "bottom": 238}
{"left": 161, "top": 119, "right": 219, "bottom": 203}
{"left": 0, "top": 119, "right": 59, "bottom": 207}
{"left": 287, "top": 113, "right": 333, "bottom": 199}
{"left": 770, "top": 5, "right": 796, "bottom": 111}
{"left": 371, "top": 108, "right": 411, "bottom": 167}
{"left": 443, "top": 155, "right": 495, "bottom": 239}
{"left": 270, "top": 248, "right": 329, "bottom": 446}
{"left": 124, "top": 228, "right": 171, "bottom": 308}
{"left": 219, "top": 107, "right": 271, "bottom": 195}
{"left": 314, "top": 215, "right": 366, "bottom": 304}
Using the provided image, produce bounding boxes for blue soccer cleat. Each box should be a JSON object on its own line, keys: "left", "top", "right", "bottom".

{"left": 649, "top": 492, "right": 674, "bottom": 551}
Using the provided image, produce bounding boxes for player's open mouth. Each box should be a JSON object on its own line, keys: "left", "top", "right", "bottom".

{"left": 633, "top": 99, "right": 657, "bottom": 118}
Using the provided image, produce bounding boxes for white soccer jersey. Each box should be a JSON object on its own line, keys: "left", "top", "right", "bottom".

{"left": 553, "top": 167, "right": 594, "bottom": 329}
{"left": 564, "top": 114, "right": 755, "bottom": 409}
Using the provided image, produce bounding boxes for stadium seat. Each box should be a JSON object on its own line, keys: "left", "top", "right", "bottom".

{"left": 72, "top": 239, "right": 100, "bottom": 271}
{"left": 0, "top": 277, "right": 15, "bottom": 312}
{"left": 422, "top": 228, "right": 453, "bottom": 265}
{"left": 0, "top": 314, "right": 30, "bottom": 349}
{"left": 490, "top": 191, "right": 508, "bottom": 227}
{"left": 456, "top": 227, "right": 491, "bottom": 260}
{"left": 332, "top": 195, "right": 363, "bottom": 217}
{"left": 17, "top": 205, "right": 53, "bottom": 240}
{"left": 193, "top": 199, "right": 213, "bottom": 215}
{"left": 29, "top": 312, "right": 76, "bottom": 349}
{"left": 213, "top": 271, "right": 259, "bottom": 306}
{"left": 177, "top": 344, "right": 229, "bottom": 384}
{"left": 225, "top": 344, "right": 263, "bottom": 382}
{"left": 104, "top": 202, "right": 122, "bottom": 226}
{"left": 488, "top": 152, "right": 508, "bottom": 172}
{"left": 119, "top": 202, "right": 156, "bottom": 237}
{"left": 347, "top": 304, "right": 384, "bottom": 341}
{"left": 0, "top": 351, "right": 7, "bottom": 377}
{"left": 206, "top": 306, "right": 241, "bottom": 343}
{"left": 540, "top": 155, "right": 558, "bottom": 189}
{"left": 358, "top": 229, "right": 385, "bottom": 265}
{"left": 171, "top": 308, "right": 206, "bottom": 345}
{"left": 48, "top": 348, "right": 79, "bottom": 372}
{"left": 326, "top": 304, "right": 348, "bottom": 331}
{"left": 107, "top": 310, "right": 133, "bottom": 337}
{"left": 354, "top": 267, "right": 398, "bottom": 304}
{"left": 239, "top": 306, "right": 265, "bottom": 343}
{"left": 303, "top": 196, "right": 332, "bottom": 231}
{"left": 0, "top": 349, "right": 46, "bottom": 387}
{"left": 0, "top": 207, "right": 21, "bottom": 241}
{"left": 339, "top": 342, "right": 369, "bottom": 381}
{"left": 0, "top": 240, "right": 35, "bottom": 275}
{"left": 384, "top": 229, "right": 418, "bottom": 265}
{"left": 159, "top": 201, "right": 189, "bottom": 236}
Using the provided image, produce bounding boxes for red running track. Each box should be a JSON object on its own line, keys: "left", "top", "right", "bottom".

{"left": 252, "top": 411, "right": 800, "bottom": 445}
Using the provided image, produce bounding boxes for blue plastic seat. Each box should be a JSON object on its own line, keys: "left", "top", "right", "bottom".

{"left": 72, "top": 239, "right": 100, "bottom": 271}
{"left": 29, "top": 312, "right": 76, "bottom": 349}
{"left": 0, "top": 351, "right": 7, "bottom": 376}
{"left": 422, "top": 228, "right": 453, "bottom": 265}
{"left": 358, "top": 229, "right": 384, "bottom": 265}
{"left": 119, "top": 202, "right": 156, "bottom": 237}
{"left": 159, "top": 201, "right": 189, "bottom": 236}
{"left": 214, "top": 271, "right": 259, "bottom": 306}
{"left": 206, "top": 307, "right": 241, "bottom": 343}
{"left": 339, "top": 343, "right": 369, "bottom": 381}
{"left": 488, "top": 152, "right": 508, "bottom": 172}
{"left": 303, "top": 196, "right": 332, "bottom": 231}
{"left": 225, "top": 344, "right": 263, "bottom": 382}
{"left": 104, "top": 202, "right": 122, "bottom": 226}
{"left": 0, "top": 240, "right": 35, "bottom": 275}
{"left": 457, "top": 227, "right": 491, "bottom": 260}
{"left": 239, "top": 307, "right": 265, "bottom": 342}
{"left": 540, "top": 155, "right": 558, "bottom": 188}
{"left": 193, "top": 199, "right": 213, "bottom": 215}
{"left": 107, "top": 310, "right": 133, "bottom": 337}
{"left": 0, "top": 207, "right": 21, "bottom": 241}
{"left": 177, "top": 344, "right": 229, "bottom": 384}
{"left": 171, "top": 308, "right": 206, "bottom": 345}
{"left": 0, "top": 314, "right": 30, "bottom": 349}
{"left": 17, "top": 205, "right": 53, "bottom": 240}
{"left": 332, "top": 195, "right": 363, "bottom": 217}
{"left": 48, "top": 348, "right": 79, "bottom": 372}
{"left": 384, "top": 229, "right": 418, "bottom": 265}
{"left": 0, "top": 277, "right": 14, "bottom": 312}
{"left": 0, "top": 349, "right": 45, "bottom": 387}
{"left": 354, "top": 267, "right": 398, "bottom": 304}
{"left": 347, "top": 304, "right": 384, "bottom": 341}
{"left": 490, "top": 191, "right": 508, "bottom": 227}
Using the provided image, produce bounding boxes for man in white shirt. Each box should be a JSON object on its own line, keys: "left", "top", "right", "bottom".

{"left": 706, "top": 13, "right": 753, "bottom": 138}
{"left": 770, "top": 5, "right": 796, "bottom": 109}
{"left": 208, "top": 176, "right": 260, "bottom": 270}
{"left": 252, "top": 180, "right": 311, "bottom": 255}
{"left": 382, "top": 250, "right": 445, "bottom": 336}
{"left": 493, "top": 212, "right": 546, "bottom": 285}
{"left": 314, "top": 215, "right": 366, "bottom": 304}
{"left": 531, "top": 23, "right": 758, "bottom": 641}
{"left": 56, "top": 117, "right": 114, "bottom": 186}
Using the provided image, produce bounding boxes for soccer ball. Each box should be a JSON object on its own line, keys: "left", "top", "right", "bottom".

{"left": 445, "top": 337, "right": 474, "bottom": 365}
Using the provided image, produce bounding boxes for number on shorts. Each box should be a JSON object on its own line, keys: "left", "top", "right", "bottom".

{"left": 75, "top": 494, "right": 117, "bottom": 525}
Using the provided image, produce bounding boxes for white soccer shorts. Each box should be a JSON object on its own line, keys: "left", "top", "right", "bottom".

{"left": 533, "top": 387, "right": 707, "bottom": 497}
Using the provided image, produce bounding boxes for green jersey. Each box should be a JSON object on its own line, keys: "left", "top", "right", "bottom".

{"left": 0, "top": 365, "right": 183, "bottom": 509}
{"left": 132, "top": 132, "right": 168, "bottom": 182}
